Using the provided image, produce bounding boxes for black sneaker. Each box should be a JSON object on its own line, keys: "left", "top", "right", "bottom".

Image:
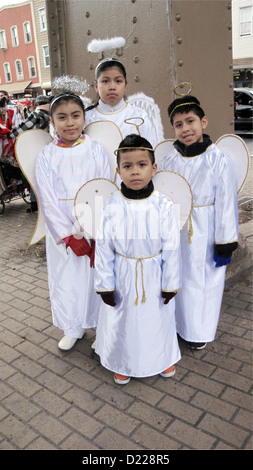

{"left": 188, "top": 342, "right": 207, "bottom": 350}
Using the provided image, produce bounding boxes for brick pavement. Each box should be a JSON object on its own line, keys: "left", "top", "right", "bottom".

{"left": 0, "top": 191, "right": 252, "bottom": 451}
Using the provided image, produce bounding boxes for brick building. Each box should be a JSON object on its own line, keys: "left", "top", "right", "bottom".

{"left": 0, "top": 0, "right": 51, "bottom": 99}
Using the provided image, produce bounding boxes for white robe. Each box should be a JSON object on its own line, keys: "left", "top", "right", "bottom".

{"left": 85, "top": 99, "right": 159, "bottom": 148}
{"left": 159, "top": 143, "right": 239, "bottom": 343}
{"left": 35, "top": 135, "right": 112, "bottom": 337}
{"left": 94, "top": 189, "right": 182, "bottom": 378}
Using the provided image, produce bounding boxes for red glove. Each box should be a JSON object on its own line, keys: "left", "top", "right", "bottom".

{"left": 65, "top": 235, "right": 92, "bottom": 257}
{"left": 162, "top": 291, "right": 177, "bottom": 304}
{"left": 101, "top": 292, "right": 116, "bottom": 306}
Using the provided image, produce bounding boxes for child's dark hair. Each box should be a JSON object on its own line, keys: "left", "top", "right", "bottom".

{"left": 95, "top": 58, "right": 127, "bottom": 81}
{"left": 85, "top": 58, "right": 127, "bottom": 113}
{"left": 50, "top": 93, "right": 85, "bottom": 117}
{"left": 116, "top": 134, "right": 155, "bottom": 167}
{"left": 168, "top": 95, "right": 205, "bottom": 125}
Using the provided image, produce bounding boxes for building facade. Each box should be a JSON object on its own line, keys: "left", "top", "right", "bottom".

{"left": 0, "top": 0, "right": 50, "bottom": 99}
{"left": 232, "top": 0, "right": 253, "bottom": 87}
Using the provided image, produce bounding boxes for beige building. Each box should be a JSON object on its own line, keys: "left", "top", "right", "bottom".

{"left": 31, "top": 0, "right": 51, "bottom": 94}
{"left": 232, "top": 0, "right": 253, "bottom": 87}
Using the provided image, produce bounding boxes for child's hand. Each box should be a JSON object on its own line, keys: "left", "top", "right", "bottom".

{"left": 101, "top": 292, "right": 116, "bottom": 306}
{"left": 214, "top": 254, "right": 232, "bottom": 267}
{"left": 162, "top": 291, "right": 177, "bottom": 304}
{"left": 65, "top": 235, "right": 93, "bottom": 262}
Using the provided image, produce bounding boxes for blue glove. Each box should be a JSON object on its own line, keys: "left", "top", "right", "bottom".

{"left": 214, "top": 254, "right": 232, "bottom": 267}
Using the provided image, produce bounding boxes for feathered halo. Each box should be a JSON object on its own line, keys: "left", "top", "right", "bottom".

{"left": 87, "top": 37, "right": 126, "bottom": 54}
{"left": 52, "top": 75, "right": 90, "bottom": 97}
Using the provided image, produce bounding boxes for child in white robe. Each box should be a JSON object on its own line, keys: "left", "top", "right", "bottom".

{"left": 94, "top": 134, "right": 181, "bottom": 384}
{"left": 85, "top": 58, "right": 159, "bottom": 148}
{"left": 35, "top": 93, "right": 112, "bottom": 351}
{"left": 159, "top": 95, "right": 239, "bottom": 350}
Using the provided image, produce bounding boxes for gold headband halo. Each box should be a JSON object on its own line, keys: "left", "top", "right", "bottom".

{"left": 114, "top": 146, "right": 155, "bottom": 156}
{"left": 169, "top": 102, "right": 201, "bottom": 117}
{"left": 173, "top": 82, "right": 193, "bottom": 97}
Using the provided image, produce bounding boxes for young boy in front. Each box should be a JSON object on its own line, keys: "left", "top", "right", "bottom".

{"left": 94, "top": 134, "right": 181, "bottom": 384}
{"left": 159, "top": 95, "right": 239, "bottom": 350}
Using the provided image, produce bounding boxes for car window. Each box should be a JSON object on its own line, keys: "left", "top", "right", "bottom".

{"left": 235, "top": 92, "right": 253, "bottom": 105}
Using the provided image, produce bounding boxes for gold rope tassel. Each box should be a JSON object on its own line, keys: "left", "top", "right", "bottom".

{"left": 134, "top": 258, "right": 146, "bottom": 305}
{"left": 188, "top": 215, "right": 193, "bottom": 244}
{"left": 116, "top": 251, "right": 161, "bottom": 306}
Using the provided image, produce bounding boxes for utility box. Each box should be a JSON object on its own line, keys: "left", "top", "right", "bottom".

{"left": 46, "top": 0, "right": 234, "bottom": 141}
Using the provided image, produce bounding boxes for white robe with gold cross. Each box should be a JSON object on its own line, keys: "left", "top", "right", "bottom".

{"left": 94, "top": 189, "right": 181, "bottom": 377}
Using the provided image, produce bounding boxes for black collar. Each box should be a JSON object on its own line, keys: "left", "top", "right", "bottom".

{"left": 121, "top": 180, "right": 154, "bottom": 199}
{"left": 173, "top": 134, "right": 212, "bottom": 157}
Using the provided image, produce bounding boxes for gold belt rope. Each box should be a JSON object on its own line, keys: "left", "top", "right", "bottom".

{"left": 188, "top": 203, "right": 215, "bottom": 243}
{"left": 115, "top": 251, "right": 161, "bottom": 305}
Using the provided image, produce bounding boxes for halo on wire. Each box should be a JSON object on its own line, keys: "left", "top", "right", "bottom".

{"left": 173, "top": 82, "right": 193, "bottom": 97}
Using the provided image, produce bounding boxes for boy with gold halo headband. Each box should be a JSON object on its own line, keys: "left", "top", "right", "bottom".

{"left": 159, "top": 95, "right": 239, "bottom": 350}
{"left": 94, "top": 134, "right": 182, "bottom": 385}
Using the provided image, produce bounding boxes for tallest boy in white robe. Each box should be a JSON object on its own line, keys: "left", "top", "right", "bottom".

{"left": 159, "top": 95, "right": 238, "bottom": 349}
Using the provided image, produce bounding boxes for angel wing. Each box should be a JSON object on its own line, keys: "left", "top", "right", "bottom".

{"left": 127, "top": 92, "right": 164, "bottom": 142}
{"left": 153, "top": 170, "right": 193, "bottom": 231}
{"left": 154, "top": 139, "right": 175, "bottom": 165}
{"left": 215, "top": 134, "right": 250, "bottom": 193}
{"left": 15, "top": 129, "right": 52, "bottom": 245}
{"left": 74, "top": 178, "right": 119, "bottom": 239}
{"left": 84, "top": 120, "right": 122, "bottom": 181}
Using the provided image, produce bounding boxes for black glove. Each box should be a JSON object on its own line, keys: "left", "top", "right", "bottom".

{"left": 100, "top": 292, "right": 116, "bottom": 306}
{"left": 214, "top": 242, "right": 238, "bottom": 268}
{"left": 214, "top": 242, "right": 238, "bottom": 258}
{"left": 162, "top": 291, "right": 177, "bottom": 305}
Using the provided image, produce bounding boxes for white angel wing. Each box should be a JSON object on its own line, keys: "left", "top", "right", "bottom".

{"left": 84, "top": 120, "right": 122, "bottom": 181}
{"left": 215, "top": 134, "right": 250, "bottom": 194}
{"left": 74, "top": 178, "right": 119, "bottom": 239}
{"left": 153, "top": 170, "right": 193, "bottom": 231}
{"left": 154, "top": 139, "right": 176, "bottom": 165}
{"left": 127, "top": 92, "right": 164, "bottom": 142}
{"left": 15, "top": 129, "right": 52, "bottom": 245}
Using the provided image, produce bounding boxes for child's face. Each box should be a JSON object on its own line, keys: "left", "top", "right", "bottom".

{"left": 116, "top": 149, "right": 157, "bottom": 191}
{"left": 94, "top": 67, "right": 127, "bottom": 107}
{"left": 51, "top": 101, "right": 85, "bottom": 146}
{"left": 172, "top": 111, "right": 208, "bottom": 147}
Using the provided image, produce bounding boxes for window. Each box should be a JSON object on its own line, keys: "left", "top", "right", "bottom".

{"left": 11, "top": 26, "right": 19, "bottom": 47}
{"left": 0, "top": 30, "right": 7, "bottom": 49}
{"left": 24, "top": 21, "right": 32, "bottom": 43}
{"left": 15, "top": 60, "right": 23, "bottom": 80}
{"left": 240, "top": 6, "right": 252, "bottom": 36}
{"left": 4, "top": 63, "right": 12, "bottom": 82}
{"left": 39, "top": 7, "right": 47, "bottom": 31}
{"left": 27, "top": 56, "right": 36, "bottom": 78}
{"left": 42, "top": 45, "right": 50, "bottom": 67}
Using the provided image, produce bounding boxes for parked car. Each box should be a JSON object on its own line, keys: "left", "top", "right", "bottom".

{"left": 234, "top": 88, "right": 253, "bottom": 132}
